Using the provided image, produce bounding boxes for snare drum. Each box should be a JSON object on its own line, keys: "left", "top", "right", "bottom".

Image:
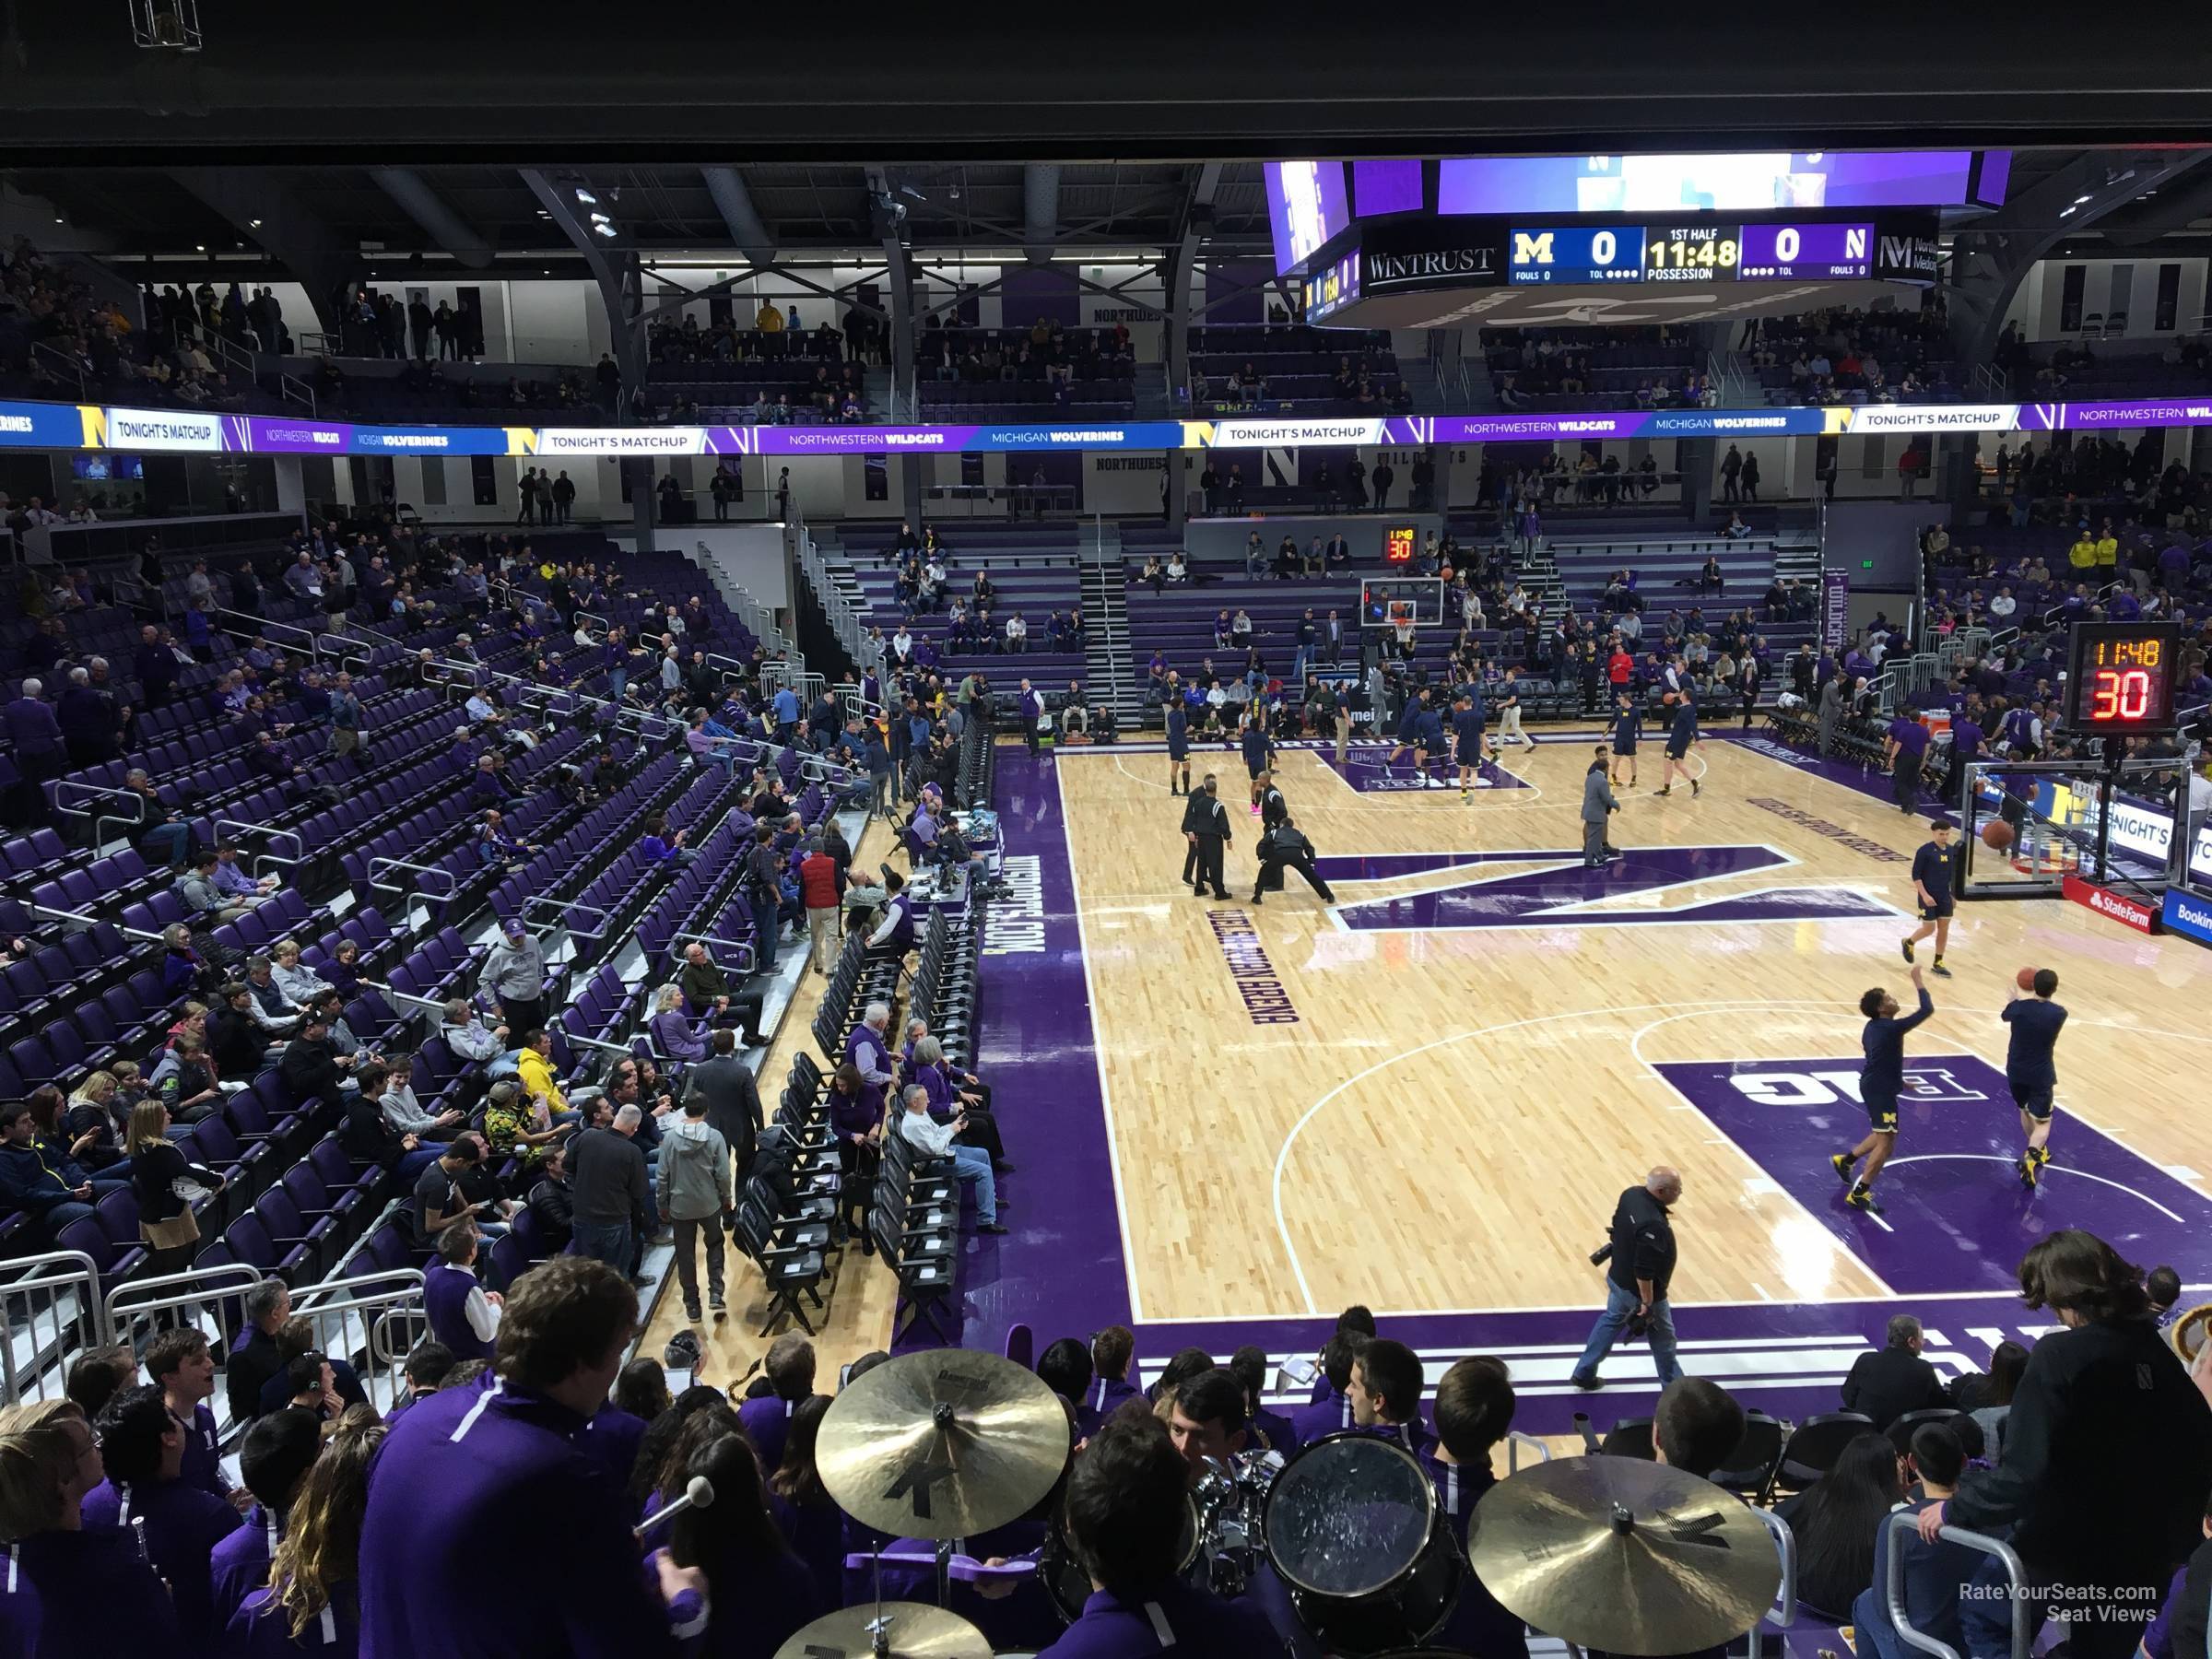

{"left": 1041, "top": 1490, "right": 1201, "bottom": 1624}
{"left": 1262, "top": 1430, "right": 1464, "bottom": 1654}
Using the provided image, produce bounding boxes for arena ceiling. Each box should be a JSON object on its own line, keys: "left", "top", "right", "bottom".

{"left": 1, "top": 8, "right": 2208, "bottom": 280}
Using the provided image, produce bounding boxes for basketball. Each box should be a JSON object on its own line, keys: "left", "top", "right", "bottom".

{"left": 2017, "top": 966, "right": 2038, "bottom": 991}
{"left": 1983, "top": 820, "right": 2015, "bottom": 851}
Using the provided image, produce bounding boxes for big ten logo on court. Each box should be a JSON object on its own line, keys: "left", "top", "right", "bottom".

{"left": 981, "top": 856, "right": 1046, "bottom": 955}
{"left": 1727, "top": 1067, "right": 1989, "bottom": 1109}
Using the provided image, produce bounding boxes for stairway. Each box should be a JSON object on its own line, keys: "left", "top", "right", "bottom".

{"left": 863, "top": 366, "right": 900, "bottom": 418}
{"left": 1077, "top": 524, "right": 1139, "bottom": 719}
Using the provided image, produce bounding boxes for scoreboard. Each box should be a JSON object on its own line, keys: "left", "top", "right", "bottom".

{"left": 1508, "top": 220, "right": 1879, "bottom": 285}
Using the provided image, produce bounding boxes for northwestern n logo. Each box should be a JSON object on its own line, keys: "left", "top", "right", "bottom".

{"left": 1318, "top": 844, "right": 1898, "bottom": 933}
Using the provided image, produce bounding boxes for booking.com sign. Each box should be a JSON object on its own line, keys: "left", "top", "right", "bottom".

{"left": 2162, "top": 888, "right": 2212, "bottom": 948}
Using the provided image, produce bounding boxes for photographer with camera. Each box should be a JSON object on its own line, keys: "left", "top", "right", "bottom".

{"left": 1569, "top": 1166, "right": 1684, "bottom": 1393}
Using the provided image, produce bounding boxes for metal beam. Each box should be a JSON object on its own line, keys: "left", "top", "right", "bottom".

{"left": 633, "top": 260, "right": 890, "bottom": 331}
{"left": 368, "top": 168, "right": 494, "bottom": 269}
{"left": 1164, "top": 163, "right": 1223, "bottom": 533}
{"left": 1947, "top": 149, "right": 2212, "bottom": 365}
{"left": 701, "top": 167, "right": 776, "bottom": 265}
{"left": 522, "top": 168, "right": 652, "bottom": 549}
{"left": 169, "top": 167, "right": 355, "bottom": 332}
{"left": 866, "top": 165, "right": 923, "bottom": 505}
{"left": 1022, "top": 163, "right": 1060, "bottom": 265}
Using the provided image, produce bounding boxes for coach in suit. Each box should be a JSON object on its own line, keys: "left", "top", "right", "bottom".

{"left": 1183, "top": 774, "right": 1232, "bottom": 900}
{"left": 683, "top": 1028, "right": 763, "bottom": 1183}
{"left": 1841, "top": 1313, "right": 1950, "bottom": 1429}
{"left": 1581, "top": 748, "right": 1620, "bottom": 868}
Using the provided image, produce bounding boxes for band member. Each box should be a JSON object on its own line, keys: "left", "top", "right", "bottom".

{"left": 1654, "top": 691, "right": 1701, "bottom": 798}
{"left": 1902, "top": 818, "right": 1957, "bottom": 978}
{"left": 1452, "top": 693, "right": 1492, "bottom": 802}
{"left": 1165, "top": 691, "right": 1191, "bottom": 796}
{"left": 1422, "top": 1358, "right": 1527, "bottom": 1659}
{"left": 1835, "top": 964, "right": 1931, "bottom": 1216}
{"left": 1250, "top": 814, "right": 1335, "bottom": 907}
{"left": 1183, "top": 774, "right": 1232, "bottom": 901}
{"left": 1570, "top": 1167, "right": 1684, "bottom": 1391}
{"left": 1610, "top": 691, "right": 1641, "bottom": 788}
{"left": 2002, "top": 969, "right": 2067, "bottom": 1189}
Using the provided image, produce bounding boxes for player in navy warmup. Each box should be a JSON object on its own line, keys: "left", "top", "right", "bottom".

{"left": 1902, "top": 818, "right": 1957, "bottom": 977}
{"left": 1835, "top": 963, "right": 1932, "bottom": 1215}
{"left": 1239, "top": 713, "right": 1276, "bottom": 817}
{"left": 1381, "top": 685, "right": 1430, "bottom": 775}
{"left": 2002, "top": 968, "right": 2068, "bottom": 1188}
{"left": 1654, "top": 691, "right": 1701, "bottom": 797}
{"left": 1610, "top": 690, "right": 1641, "bottom": 788}
{"left": 1452, "top": 692, "right": 1492, "bottom": 801}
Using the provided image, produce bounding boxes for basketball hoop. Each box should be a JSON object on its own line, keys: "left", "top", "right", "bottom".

{"left": 1387, "top": 600, "right": 1418, "bottom": 646}
{"left": 2011, "top": 828, "right": 2080, "bottom": 877}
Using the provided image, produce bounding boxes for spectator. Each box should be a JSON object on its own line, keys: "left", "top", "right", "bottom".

{"left": 655, "top": 1092, "right": 732, "bottom": 1325}
{"left": 1841, "top": 1314, "right": 1950, "bottom": 1430}
{"left": 738, "top": 1334, "right": 826, "bottom": 1475}
{"left": 0, "top": 1100, "right": 97, "bottom": 1240}
{"left": 664, "top": 1428, "right": 822, "bottom": 1654}
{"left": 224, "top": 1278, "right": 292, "bottom": 1424}
{"left": 570, "top": 1103, "right": 653, "bottom": 1277}
{"left": 412, "top": 1136, "right": 494, "bottom": 1249}
{"left": 1967, "top": 1338, "right": 2029, "bottom": 1461}
{"left": 649, "top": 983, "right": 707, "bottom": 1064}
{"left": 1853, "top": 1422, "right": 1983, "bottom": 1659}
{"left": 1774, "top": 1430, "right": 1902, "bottom": 1618}
{"left": 1929, "top": 1230, "right": 2212, "bottom": 1659}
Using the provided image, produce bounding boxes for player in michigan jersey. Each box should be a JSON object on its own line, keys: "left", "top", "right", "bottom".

{"left": 2001, "top": 968, "right": 2068, "bottom": 1188}
{"left": 1901, "top": 818, "right": 1957, "bottom": 978}
{"left": 1834, "top": 963, "right": 1932, "bottom": 1216}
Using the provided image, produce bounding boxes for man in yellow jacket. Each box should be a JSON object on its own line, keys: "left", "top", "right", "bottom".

{"left": 516, "top": 1028, "right": 569, "bottom": 1117}
{"left": 2068, "top": 531, "right": 2098, "bottom": 571}
{"left": 2092, "top": 521, "right": 2119, "bottom": 574}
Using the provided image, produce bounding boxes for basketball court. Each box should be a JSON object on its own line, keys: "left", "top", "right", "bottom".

{"left": 999, "top": 730, "right": 2212, "bottom": 1426}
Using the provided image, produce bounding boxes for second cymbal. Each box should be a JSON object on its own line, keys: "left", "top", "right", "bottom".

{"left": 1470, "top": 1455, "right": 1781, "bottom": 1655}
{"left": 817, "top": 1349, "right": 1070, "bottom": 1539}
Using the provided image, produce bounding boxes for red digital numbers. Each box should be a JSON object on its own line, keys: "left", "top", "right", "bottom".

{"left": 1382, "top": 527, "right": 1415, "bottom": 564}
{"left": 2088, "top": 667, "right": 2154, "bottom": 722}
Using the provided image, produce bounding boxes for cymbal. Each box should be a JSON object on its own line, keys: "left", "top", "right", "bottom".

{"left": 816, "top": 1349, "right": 1070, "bottom": 1539}
{"left": 1469, "top": 1455, "right": 1780, "bottom": 1654}
{"left": 772, "top": 1601, "right": 992, "bottom": 1659}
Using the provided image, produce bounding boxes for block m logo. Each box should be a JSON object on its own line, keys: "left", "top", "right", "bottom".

{"left": 1512, "top": 230, "right": 1555, "bottom": 265}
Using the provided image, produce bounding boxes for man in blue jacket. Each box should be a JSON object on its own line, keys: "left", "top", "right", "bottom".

{"left": 0, "top": 1101, "right": 96, "bottom": 1237}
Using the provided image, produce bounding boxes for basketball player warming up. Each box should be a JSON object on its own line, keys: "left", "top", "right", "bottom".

{"left": 2002, "top": 968, "right": 2067, "bottom": 1189}
{"left": 1610, "top": 691, "right": 1641, "bottom": 788}
{"left": 1654, "top": 691, "right": 1701, "bottom": 798}
{"left": 1835, "top": 963, "right": 1931, "bottom": 1216}
{"left": 1901, "top": 818, "right": 1956, "bottom": 977}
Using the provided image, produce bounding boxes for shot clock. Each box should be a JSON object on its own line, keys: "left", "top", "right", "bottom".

{"left": 2064, "top": 621, "right": 2182, "bottom": 735}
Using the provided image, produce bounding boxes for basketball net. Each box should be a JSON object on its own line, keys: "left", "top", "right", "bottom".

{"left": 1388, "top": 599, "right": 1417, "bottom": 645}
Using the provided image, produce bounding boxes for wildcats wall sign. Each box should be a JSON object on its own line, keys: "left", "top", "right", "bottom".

{"left": 1315, "top": 843, "right": 1901, "bottom": 933}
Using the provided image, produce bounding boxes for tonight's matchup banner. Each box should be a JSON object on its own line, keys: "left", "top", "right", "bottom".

{"left": 7, "top": 396, "right": 2212, "bottom": 458}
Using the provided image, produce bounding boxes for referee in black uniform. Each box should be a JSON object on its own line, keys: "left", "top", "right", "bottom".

{"left": 1183, "top": 773, "right": 1232, "bottom": 900}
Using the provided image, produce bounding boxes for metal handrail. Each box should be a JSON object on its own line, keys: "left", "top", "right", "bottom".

{"left": 1882, "top": 1511, "right": 2029, "bottom": 1659}
{"left": 0, "top": 1250, "right": 109, "bottom": 1406}
{"left": 214, "top": 818, "right": 305, "bottom": 871}
{"left": 218, "top": 609, "right": 324, "bottom": 657}
{"left": 669, "top": 929, "right": 758, "bottom": 976}
{"left": 50, "top": 778, "right": 163, "bottom": 850}
{"left": 104, "top": 1261, "right": 265, "bottom": 1353}
{"left": 23, "top": 900, "right": 165, "bottom": 945}
{"left": 1504, "top": 1430, "right": 1552, "bottom": 1473}
{"left": 368, "top": 854, "right": 459, "bottom": 907}
{"left": 524, "top": 895, "right": 611, "bottom": 942}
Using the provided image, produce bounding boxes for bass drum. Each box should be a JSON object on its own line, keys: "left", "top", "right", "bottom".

{"left": 1041, "top": 1490, "right": 1201, "bottom": 1624}
{"left": 1262, "top": 1431, "right": 1464, "bottom": 1655}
